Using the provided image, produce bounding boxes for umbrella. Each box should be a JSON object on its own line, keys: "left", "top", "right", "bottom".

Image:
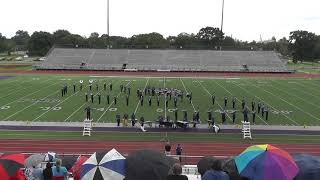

{"left": 125, "top": 149, "right": 179, "bottom": 180}
{"left": 0, "top": 153, "right": 25, "bottom": 179}
{"left": 221, "top": 158, "right": 242, "bottom": 180}
{"left": 71, "top": 156, "right": 88, "bottom": 180}
{"left": 24, "top": 153, "right": 45, "bottom": 168}
{"left": 235, "top": 144, "right": 299, "bottom": 180}
{"left": 197, "top": 156, "right": 217, "bottom": 176}
{"left": 293, "top": 154, "right": 320, "bottom": 180}
{"left": 81, "top": 148, "right": 126, "bottom": 180}
{"left": 61, "top": 155, "right": 78, "bottom": 170}
{"left": 45, "top": 152, "right": 58, "bottom": 162}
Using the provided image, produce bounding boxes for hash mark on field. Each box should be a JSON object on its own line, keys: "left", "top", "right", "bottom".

{"left": 97, "top": 81, "right": 132, "bottom": 123}
{"left": 32, "top": 84, "right": 91, "bottom": 122}
{"left": 232, "top": 81, "right": 299, "bottom": 125}
{"left": 270, "top": 80, "right": 320, "bottom": 110}
{"left": 253, "top": 83, "right": 320, "bottom": 122}
{"left": 3, "top": 89, "right": 60, "bottom": 121}
{"left": 0, "top": 81, "right": 60, "bottom": 108}
{"left": 0, "top": 79, "right": 50, "bottom": 99}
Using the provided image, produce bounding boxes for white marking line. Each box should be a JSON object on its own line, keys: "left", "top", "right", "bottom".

{"left": 233, "top": 81, "right": 299, "bottom": 125}
{"left": 214, "top": 80, "right": 268, "bottom": 125}
{"left": 97, "top": 81, "right": 132, "bottom": 123}
{"left": 89, "top": 75, "right": 241, "bottom": 80}
{"left": 301, "top": 79, "right": 320, "bottom": 89}
{"left": 197, "top": 80, "right": 233, "bottom": 122}
{"left": 292, "top": 81, "right": 320, "bottom": 97}
{"left": 64, "top": 83, "right": 111, "bottom": 122}
{"left": 0, "top": 78, "right": 32, "bottom": 93}
{"left": 32, "top": 84, "right": 91, "bottom": 122}
{"left": 252, "top": 82, "right": 320, "bottom": 122}
{"left": 164, "top": 77, "right": 167, "bottom": 118}
{"left": 133, "top": 78, "right": 150, "bottom": 115}
{"left": 0, "top": 79, "right": 49, "bottom": 99}
{"left": 3, "top": 89, "right": 60, "bottom": 121}
{"left": 271, "top": 80, "right": 320, "bottom": 109}
{"left": 0, "top": 81, "right": 60, "bottom": 107}
{"left": 179, "top": 78, "right": 196, "bottom": 111}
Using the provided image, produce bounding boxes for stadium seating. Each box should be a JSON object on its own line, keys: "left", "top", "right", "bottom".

{"left": 35, "top": 48, "right": 289, "bottom": 72}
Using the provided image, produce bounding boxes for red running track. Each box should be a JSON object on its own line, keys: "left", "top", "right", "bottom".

{"left": 1, "top": 139, "right": 320, "bottom": 164}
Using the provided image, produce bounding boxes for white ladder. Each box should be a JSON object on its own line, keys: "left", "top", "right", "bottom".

{"left": 241, "top": 121, "right": 252, "bottom": 139}
{"left": 83, "top": 119, "right": 93, "bottom": 136}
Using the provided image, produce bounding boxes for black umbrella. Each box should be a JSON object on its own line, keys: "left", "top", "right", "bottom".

{"left": 221, "top": 158, "right": 242, "bottom": 180}
{"left": 197, "top": 156, "right": 217, "bottom": 176}
{"left": 125, "top": 149, "right": 178, "bottom": 180}
{"left": 61, "top": 155, "right": 78, "bottom": 171}
{"left": 293, "top": 154, "right": 320, "bottom": 180}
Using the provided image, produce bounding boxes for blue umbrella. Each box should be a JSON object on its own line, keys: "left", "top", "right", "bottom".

{"left": 293, "top": 154, "right": 320, "bottom": 180}
{"left": 81, "top": 149, "right": 125, "bottom": 180}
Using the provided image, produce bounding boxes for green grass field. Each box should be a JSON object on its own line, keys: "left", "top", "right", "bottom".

{"left": 0, "top": 74, "right": 320, "bottom": 126}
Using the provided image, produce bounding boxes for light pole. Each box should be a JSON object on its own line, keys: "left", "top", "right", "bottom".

{"left": 220, "top": 0, "right": 225, "bottom": 50}
{"left": 107, "top": 0, "right": 110, "bottom": 49}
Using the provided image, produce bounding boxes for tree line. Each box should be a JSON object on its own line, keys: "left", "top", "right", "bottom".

{"left": 0, "top": 27, "right": 319, "bottom": 63}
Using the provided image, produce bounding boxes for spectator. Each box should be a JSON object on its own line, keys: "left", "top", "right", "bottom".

{"left": 201, "top": 160, "right": 229, "bottom": 180}
{"left": 33, "top": 164, "right": 44, "bottom": 180}
{"left": 176, "top": 144, "right": 183, "bottom": 162}
{"left": 52, "top": 159, "right": 68, "bottom": 180}
{"left": 165, "top": 140, "right": 172, "bottom": 155}
{"left": 166, "top": 163, "right": 188, "bottom": 180}
{"left": 43, "top": 162, "right": 53, "bottom": 180}
{"left": 24, "top": 167, "right": 34, "bottom": 180}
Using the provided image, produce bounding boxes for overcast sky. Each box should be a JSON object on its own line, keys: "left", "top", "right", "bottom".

{"left": 1, "top": 0, "right": 319, "bottom": 41}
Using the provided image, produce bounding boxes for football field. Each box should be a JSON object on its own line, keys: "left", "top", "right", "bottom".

{"left": 0, "top": 74, "right": 320, "bottom": 126}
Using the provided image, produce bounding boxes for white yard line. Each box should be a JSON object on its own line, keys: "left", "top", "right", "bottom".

{"left": 3, "top": 89, "right": 60, "bottom": 121}
{"left": 270, "top": 80, "right": 320, "bottom": 110}
{"left": 0, "top": 79, "right": 50, "bottom": 99}
{"left": 232, "top": 82, "right": 299, "bottom": 126}
{"left": 32, "top": 84, "right": 91, "bottom": 122}
{"left": 96, "top": 81, "right": 132, "bottom": 123}
{"left": 0, "top": 78, "right": 33, "bottom": 92}
{"left": 0, "top": 81, "right": 60, "bottom": 107}
{"left": 214, "top": 80, "right": 269, "bottom": 125}
{"left": 64, "top": 83, "right": 111, "bottom": 122}
{"left": 197, "top": 80, "right": 233, "bottom": 122}
{"left": 164, "top": 77, "right": 167, "bottom": 118}
{"left": 290, "top": 81, "right": 320, "bottom": 99}
{"left": 133, "top": 78, "right": 149, "bottom": 115}
{"left": 251, "top": 83, "right": 320, "bottom": 122}
{"left": 179, "top": 78, "right": 196, "bottom": 111}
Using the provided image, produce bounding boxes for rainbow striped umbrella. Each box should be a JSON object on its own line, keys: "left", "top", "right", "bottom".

{"left": 235, "top": 144, "right": 299, "bottom": 180}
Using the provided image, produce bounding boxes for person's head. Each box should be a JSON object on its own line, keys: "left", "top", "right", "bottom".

{"left": 55, "top": 159, "right": 61, "bottom": 167}
{"left": 46, "top": 162, "right": 52, "bottom": 169}
{"left": 211, "top": 159, "right": 223, "bottom": 171}
{"left": 172, "top": 163, "right": 183, "bottom": 175}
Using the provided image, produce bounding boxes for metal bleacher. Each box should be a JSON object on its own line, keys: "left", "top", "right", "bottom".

{"left": 35, "top": 48, "right": 289, "bottom": 73}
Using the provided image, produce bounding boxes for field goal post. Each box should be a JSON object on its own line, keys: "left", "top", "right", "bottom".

{"left": 83, "top": 118, "right": 93, "bottom": 136}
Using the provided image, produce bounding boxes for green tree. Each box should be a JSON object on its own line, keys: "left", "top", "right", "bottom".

{"left": 53, "top": 30, "right": 72, "bottom": 45}
{"left": 12, "top": 30, "right": 30, "bottom": 50}
{"left": 28, "top": 31, "right": 53, "bottom": 56}
{"left": 289, "top": 30, "right": 318, "bottom": 62}
{"left": 197, "top": 27, "right": 224, "bottom": 49}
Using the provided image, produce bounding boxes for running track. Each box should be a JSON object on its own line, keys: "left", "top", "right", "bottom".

{"left": 1, "top": 139, "right": 320, "bottom": 164}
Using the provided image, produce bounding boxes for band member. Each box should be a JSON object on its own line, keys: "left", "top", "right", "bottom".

{"left": 85, "top": 92, "right": 88, "bottom": 102}
{"left": 90, "top": 93, "right": 94, "bottom": 103}
{"left": 85, "top": 106, "right": 91, "bottom": 120}
{"left": 114, "top": 96, "right": 117, "bottom": 105}
{"left": 98, "top": 93, "right": 101, "bottom": 104}
{"left": 106, "top": 94, "right": 110, "bottom": 104}
{"left": 126, "top": 95, "right": 129, "bottom": 106}
{"left": 232, "top": 97, "right": 236, "bottom": 109}
{"left": 110, "top": 83, "right": 112, "bottom": 91}
{"left": 73, "top": 84, "right": 76, "bottom": 93}
{"left": 224, "top": 96, "right": 228, "bottom": 107}
{"left": 104, "top": 82, "right": 106, "bottom": 91}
